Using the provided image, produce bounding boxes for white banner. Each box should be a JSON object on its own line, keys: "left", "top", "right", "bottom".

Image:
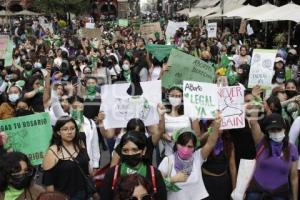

{"left": 248, "top": 49, "right": 277, "bottom": 89}
{"left": 207, "top": 22, "right": 217, "bottom": 38}
{"left": 165, "top": 20, "right": 188, "bottom": 38}
{"left": 101, "top": 80, "right": 162, "bottom": 129}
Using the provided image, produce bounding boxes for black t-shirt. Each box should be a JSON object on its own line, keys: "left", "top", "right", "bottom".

{"left": 115, "top": 136, "right": 154, "bottom": 165}
{"left": 229, "top": 121, "right": 256, "bottom": 168}
{"left": 83, "top": 96, "right": 101, "bottom": 119}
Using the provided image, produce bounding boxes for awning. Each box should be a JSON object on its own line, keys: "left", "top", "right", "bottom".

{"left": 195, "top": 0, "right": 220, "bottom": 9}
{"left": 224, "top": 5, "right": 256, "bottom": 18}
{"left": 204, "top": 0, "right": 246, "bottom": 19}
{"left": 250, "top": 3, "right": 300, "bottom": 23}
{"left": 189, "top": 6, "right": 220, "bottom": 17}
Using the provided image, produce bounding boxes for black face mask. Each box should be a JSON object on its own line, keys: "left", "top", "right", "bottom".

{"left": 15, "top": 109, "right": 34, "bottom": 117}
{"left": 121, "top": 153, "right": 143, "bottom": 167}
{"left": 24, "top": 64, "right": 33, "bottom": 71}
{"left": 286, "top": 90, "right": 298, "bottom": 99}
{"left": 9, "top": 171, "right": 33, "bottom": 190}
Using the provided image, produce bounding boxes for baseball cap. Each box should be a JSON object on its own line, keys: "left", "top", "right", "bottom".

{"left": 275, "top": 57, "right": 284, "bottom": 63}
{"left": 265, "top": 113, "right": 285, "bottom": 130}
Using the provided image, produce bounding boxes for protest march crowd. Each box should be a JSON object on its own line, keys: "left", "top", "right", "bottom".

{"left": 0, "top": 13, "right": 300, "bottom": 200}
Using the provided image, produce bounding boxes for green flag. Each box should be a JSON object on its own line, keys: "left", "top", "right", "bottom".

{"left": 145, "top": 44, "right": 176, "bottom": 62}
{"left": 162, "top": 49, "right": 215, "bottom": 89}
{"left": 4, "top": 39, "right": 13, "bottom": 67}
{"left": 1, "top": 112, "right": 53, "bottom": 165}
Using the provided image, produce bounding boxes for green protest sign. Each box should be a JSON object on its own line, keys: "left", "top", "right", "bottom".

{"left": 145, "top": 44, "right": 176, "bottom": 62}
{"left": 119, "top": 19, "right": 129, "bottom": 27}
{"left": 162, "top": 49, "right": 215, "bottom": 89}
{"left": 0, "top": 112, "right": 52, "bottom": 165}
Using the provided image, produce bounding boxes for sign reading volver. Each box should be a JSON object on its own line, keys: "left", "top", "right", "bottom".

{"left": 101, "top": 80, "right": 162, "bottom": 129}
{"left": 0, "top": 112, "right": 52, "bottom": 165}
{"left": 162, "top": 49, "right": 215, "bottom": 88}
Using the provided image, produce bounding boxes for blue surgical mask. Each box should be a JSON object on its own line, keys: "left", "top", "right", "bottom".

{"left": 34, "top": 62, "right": 42, "bottom": 68}
{"left": 8, "top": 94, "right": 20, "bottom": 103}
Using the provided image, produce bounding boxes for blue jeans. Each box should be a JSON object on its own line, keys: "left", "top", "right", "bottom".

{"left": 246, "top": 192, "right": 287, "bottom": 200}
{"left": 70, "top": 191, "right": 87, "bottom": 200}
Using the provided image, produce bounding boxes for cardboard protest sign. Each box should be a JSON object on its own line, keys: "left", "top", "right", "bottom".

{"left": 118, "top": 19, "right": 129, "bottom": 27}
{"left": 79, "top": 28, "right": 102, "bottom": 39}
{"left": 162, "top": 49, "right": 215, "bottom": 89}
{"left": 239, "top": 20, "right": 247, "bottom": 34}
{"left": 218, "top": 85, "right": 245, "bottom": 130}
{"left": 85, "top": 22, "right": 95, "bottom": 29}
{"left": 183, "top": 81, "right": 219, "bottom": 119}
{"left": 248, "top": 49, "right": 277, "bottom": 89}
{"left": 0, "top": 113, "right": 52, "bottom": 165}
{"left": 207, "top": 22, "right": 217, "bottom": 38}
{"left": 101, "top": 80, "right": 162, "bottom": 129}
{"left": 145, "top": 44, "right": 176, "bottom": 62}
{"left": 165, "top": 20, "right": 188, "bottom": 38}
{"left": 0, "top": 35, "right": 13, "bottom": 67}
{"left": 140, "top": 22, "right": 162, "bottom": 41}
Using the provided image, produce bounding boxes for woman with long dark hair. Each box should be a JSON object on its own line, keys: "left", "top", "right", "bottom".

{"left": 0, "top": 152, "right": 45, "bottom": 199}
{"left": 42, "top": 116, "right": 91, "bottom": 199}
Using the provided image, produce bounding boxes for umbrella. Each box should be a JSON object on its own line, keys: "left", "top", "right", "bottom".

{"left": 13, "top": 10, "right": 42, "bottom": 16}
{"left": 223, "top": 5, "right": 256, "bottom": 18}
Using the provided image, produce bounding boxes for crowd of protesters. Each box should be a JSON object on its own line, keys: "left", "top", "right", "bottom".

{"left": 0, "top": 13, "right": 300, "bottom": 200}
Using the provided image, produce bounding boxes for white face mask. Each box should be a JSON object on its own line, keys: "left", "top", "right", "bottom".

{"left": 8, "top": 94, "right": 20, "bottom": 103}
{"left": 169, "top": 97, "right": 182, "bottom": 107}
{"left": 269, "top": 130, "right": 285, "bottom": 143}
{"left": 122, "top": 64, "right": 130, "bottom": 71}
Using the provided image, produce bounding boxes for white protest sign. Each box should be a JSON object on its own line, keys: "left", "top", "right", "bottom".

{"left": 165, "top": 20, "right": 188, "bottom": 38}
{"left": 101, "top": 80, "right": 162, "bottom": 129}
{"left": 248, "top": 49, "right": 277, "bottom": 89}
{"left": 218, "top": 85, "right": 245, "bottom": 130}
{"left": 85, "top": 22, "right": 95, "bottom": 29}
{"left": 207, "top": 22, "right": 217, "bottom": 38}
{"left": 183, "top": 81, "right": 218, "bottom": 119}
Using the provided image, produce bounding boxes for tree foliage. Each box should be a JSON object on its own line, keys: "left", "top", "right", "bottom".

{"left": 32, "top": 0, "right": 91, "bottom": 16}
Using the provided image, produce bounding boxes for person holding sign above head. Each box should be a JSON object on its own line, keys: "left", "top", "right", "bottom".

{"left": 246, "top": 96, "right": 298, "bottom": 200}
{"left": 0, "top": 152, "right": 45, "bottom": 200}
{"left": 42, "top": 116, "right": 98, "bottom": 200}
{"left": 158, "top": 114, "right": 221, "bottom": 200}
{"left": 158, "top": 86, "right": 201, "bottom": 158}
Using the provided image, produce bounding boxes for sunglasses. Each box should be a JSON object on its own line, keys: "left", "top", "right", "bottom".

{"left": 127, "top": 194, "right": 152, "bottom": 200}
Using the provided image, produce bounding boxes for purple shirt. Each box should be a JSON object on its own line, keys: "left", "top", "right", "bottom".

{"left": 254, "top": 139, "right": 298, "bottom": 190}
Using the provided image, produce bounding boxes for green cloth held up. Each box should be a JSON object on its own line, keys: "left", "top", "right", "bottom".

{"left": 145, "top": 44, "right": 176, "bottom": 62}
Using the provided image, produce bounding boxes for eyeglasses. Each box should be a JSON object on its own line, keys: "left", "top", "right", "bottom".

{"left": 60, "top": 127, "right": 76, "bottom": 132}
{"left": 127, "top": 194, "right": 152, "bottom": 200}
{"left": 11, "top": 169, "right": 34, "bottom": 179}
{"left": 169, "top": 95, "right": 182, "bottom": 98}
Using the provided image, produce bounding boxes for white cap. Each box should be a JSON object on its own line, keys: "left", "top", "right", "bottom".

{"left": 275, "top": 57, "right": 284, "bottom": 63}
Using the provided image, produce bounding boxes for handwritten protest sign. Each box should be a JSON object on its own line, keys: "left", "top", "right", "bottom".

{"left": 79, "top": 28, "right": 102, "bottom": 39}
{"left": 162, "top": 49, "right": 215, "bottom": 89}
{"left": 218, "top": 85, "right": 245, "bottom": 130}
{"left": 85, "top": 22, "right": 95, "bottom": 29}
{"left": 0, "top": 35, "right": 14, "bottom": 67}
{"left": 0, "top": 113, "right": 52, "bottom": 165}
{"left": 119, "top": 19, "right": 129, "bottom": 27}
{"left": 248, "top": 49, "right": 277, "bottom": 89}
{"left": 140, "top": 22, "right": 162, "bottom": 41}
{"left": 207, "top": 22, "right": 217, "bottom": 38}
{"left": 165, "top": 20, "right": 188, "bottom": 38}
{"left": 183, "top": 81, "right": 218, "bottom": 119}
{"left": 101, "top": 80, "right": 162, "bottom": 129}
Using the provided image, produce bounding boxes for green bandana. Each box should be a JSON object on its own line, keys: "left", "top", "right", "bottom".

{"left": 23, "top": 70, "right": 32, "bottom": 79}
{"left": 123, "top": 70, "right": 131, "bottom": 82}
{"left": 4, "top": 186, "right": 24, "bottom": 200}
{"left": 86, "top": 85, "right": 97, "bottom": 100}
{"left": 120, "top": 163, "right": 147, "bottom": 177}
{"left": 145, "top": 44, "right": 175, "bottom": 62}
{"left": 71, "top": 109, "right": 84, "bottom": 130}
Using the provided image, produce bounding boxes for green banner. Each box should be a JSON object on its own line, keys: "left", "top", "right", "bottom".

{"left": 145, "top": 44, "right": 176, "bottom": 62}
{"left": 119, "top": 19, "right": 129, "bottom": 27}
{"left": 5, "top": 39, "right": 13, "bottom": 67}
{"left": 162, "top": 49, "right": 215, "bottom": 89}
{"left": 0, "top": 112, "right": 52, "bottom": 165}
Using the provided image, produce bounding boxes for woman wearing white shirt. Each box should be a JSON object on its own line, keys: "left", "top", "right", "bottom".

{"left": 158, "top": 115, "right": 221, "bottom": 200}
{"left": 159, "top": 86, "right": 201, "bottom": 157}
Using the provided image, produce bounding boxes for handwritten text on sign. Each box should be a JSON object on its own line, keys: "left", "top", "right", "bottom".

{"left": 218, "top": 85, "right": 245, "bottom": 130}
{"left": 183, "top": 81, "right": 218, "bottom": 119}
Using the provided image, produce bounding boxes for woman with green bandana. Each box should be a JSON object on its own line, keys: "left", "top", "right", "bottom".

{"left": 0, "top": 152, "right": 45, "bottom": 200}
{"left": 120, "top": 59, "right": 132, "bottom": 83}
{"left": 100, "top": 131, "right": 167, "bottom": 200}
{"left": 158, "top": 114, "right": 221, "bottom": 200}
